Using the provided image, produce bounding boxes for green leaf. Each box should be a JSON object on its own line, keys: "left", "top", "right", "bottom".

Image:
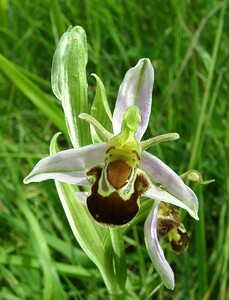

{"left": 110, "top": 228, "right": 127, "bottom": 292}
{"left": 48, "top": 0, "right": 66, "bottom": 45}
{"left": 0, "top": 54, "right": 67, "bottom": 135}
{"left": 17, "top": 194, "right": 67, "bottom": 300}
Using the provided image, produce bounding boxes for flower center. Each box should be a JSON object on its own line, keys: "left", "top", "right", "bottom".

{"left": 86, "top": 105, "right": 152, "bottom": 226}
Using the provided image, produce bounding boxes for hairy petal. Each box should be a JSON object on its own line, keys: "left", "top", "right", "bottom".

{"left": 24, "top": 143, "right": 107, "bottom": 184}
{"left": 113, "top": 58, "right": 154, "bottom": 140}
{"left": 144, "top": 200, "right": 175, "bottom": 290}
{"left": 140, "top": 151, "right": 199, "bottom": 220}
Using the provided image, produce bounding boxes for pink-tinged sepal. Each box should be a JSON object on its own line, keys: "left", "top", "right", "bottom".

{"left": 23, "top": 143, "right": 107, "bottom": 185}
{"left": 140, "top": 151, "right": 199, "bottom": 220}
{"left": 113, "top": 59, "right": 154, "bottom": 140}
{"left": 144, "top": 201, "right": 175, "bottom": 290}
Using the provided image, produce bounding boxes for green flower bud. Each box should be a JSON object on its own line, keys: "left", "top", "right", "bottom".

{"left": 51, "top": 25, "right": 90, "bottom": 147}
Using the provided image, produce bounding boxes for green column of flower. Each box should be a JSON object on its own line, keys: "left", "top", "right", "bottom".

{"left": 51, "top": 25, "right": 90, "bottom": 147}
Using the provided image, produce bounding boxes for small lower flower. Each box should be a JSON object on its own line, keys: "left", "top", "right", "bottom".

{"left": 24, "top": 58, "right": 199, "bottom": 290}
{"left": 157, "top": 202, "right": 189, "bottom": 253}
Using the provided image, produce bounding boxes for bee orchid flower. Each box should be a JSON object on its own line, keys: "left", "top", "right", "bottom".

{"left": 24, "top": 58, "right": 198, "bottom": 290}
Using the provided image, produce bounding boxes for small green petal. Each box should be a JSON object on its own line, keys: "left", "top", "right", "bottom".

{"left": 79, "top": 113, "right": 113, "bottom": 142}
{"left": 91, "top": 73, "right": 112, "bottom": 132}
{"left": 141, "top": 133, "right": 180, "bottom": 151}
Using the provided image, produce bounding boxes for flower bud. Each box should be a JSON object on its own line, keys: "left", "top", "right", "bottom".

{"left": 51, "top": 26, "right": 90, "bottom": 147}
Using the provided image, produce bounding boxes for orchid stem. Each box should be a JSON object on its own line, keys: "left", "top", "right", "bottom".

{"left": 110, "top": 228, "right": 127, "bottom": 293}
{"left": 109, "top": 293, "right": 124, "bottom": 300}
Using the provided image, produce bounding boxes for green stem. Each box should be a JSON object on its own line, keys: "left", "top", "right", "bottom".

{"left": 109, "top": 293, "right": 124, "bottom": 300}
{"left": 194, "top": 188, "right": 207, "bottom": 299}
{"left": 110, "top": 228, "right": 127, "bottom": 292}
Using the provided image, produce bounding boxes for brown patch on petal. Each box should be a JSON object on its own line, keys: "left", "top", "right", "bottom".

{"left": 135, "top": 173, "right": 150, "bottom": 194}
{"left": 107, "top": 160, "right": 132, "bottom": 189}
{"left": 86, "top": 167, "right": 102, "bottom": 184}
{"left": 170, "top": 228, "right": 189, "bottom": 253}
{"left": 86, "top": 166, "right": 101, "bottom": 177}
{"left": 157, "top": 218, "right": 179, "bottom": 237}
{"left": 105, "top": 146, "right": 115, "bottom": 154}
{"left": 87, "top": 169, "right": 142, "bottom": 226}
{"left": 132, "top": 149, "right": 140, "bottom": 160}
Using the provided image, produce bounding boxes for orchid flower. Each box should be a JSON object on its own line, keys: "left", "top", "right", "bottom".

{"left": 24, "top": 58, "right": 198, "bottom": 290}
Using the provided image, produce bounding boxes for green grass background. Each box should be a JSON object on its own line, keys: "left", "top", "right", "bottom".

{"left": 0, "top": 0, "right": 228, "bottom": 299}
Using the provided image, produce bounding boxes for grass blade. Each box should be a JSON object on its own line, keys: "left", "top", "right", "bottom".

{"left": 0, "top": 54, "right": 67, "bottom": 135}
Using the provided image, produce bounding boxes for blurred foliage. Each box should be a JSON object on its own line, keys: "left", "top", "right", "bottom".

{"left": 0, "top": 0, "right": 228, "bottom": 299}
